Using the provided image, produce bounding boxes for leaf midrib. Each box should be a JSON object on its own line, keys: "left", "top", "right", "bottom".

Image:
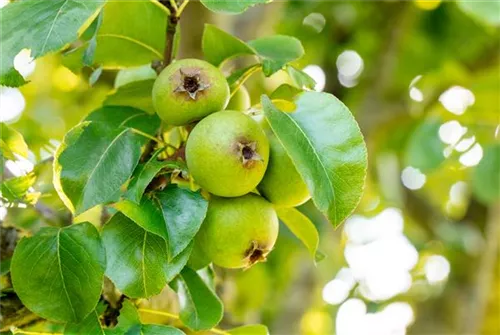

{"left": 266, "top": 100, "right": 338, "bottom": 223}
{"left": 57, "top": 230, "right": 77, "bottom": 320}
{"left": 78, "top": 127, "right": 129, "bottom": 211}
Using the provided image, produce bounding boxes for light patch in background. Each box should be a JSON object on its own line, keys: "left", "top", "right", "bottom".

{"left": 336, "top": 50, "right": 364, "bottom": 87}
{"left": 5, "top": 156, "right": 34, "bottom": 177}
{"left": 0, "top": 0, "right": 9, "bottom": 8}
{"left": 409, "top": 75, "right": 424, "bottom": 102}
{"left": 455, "top": 135, "right": 475, "bottom": 152}
{"left": 0, "top": 87, "right": 26, "bottom": 123}
{"left": 401, "top": 166, "right": 426, "bottom": 190}
{"left": 0, "top": 206, "right": 7, "bottom": 221}
{"left": 438, "top": 120, "right": 467, "bottom": 145}
{"left": 336, "top": 299, "right": 414, "bottom": 335}
{"left": 303, "top": 12, "right": 326, "bottom": 33}
{"left": 495, "top": 125, "right": 500, "bottom": 138}
{"left": 322, "top": 279, "right": 351, "bottom": 305}
{"left": 345, "top": 208, "right": 404, "bottom": 244}
{"left": 449, "top": 181, "right": 468, "bottom": 205}
{"left": 424, "top": 255, "right": 450, "bottom": 284}
{"left": 13, "top": 49, "right": 36, "bottom": 79}
{"left": 414, "top": 0, "right": 442, "bottom": 10}
{"left": 53, "top": 66, "right": 81, "bottom": 92}
{"left": 459, "top": 143, "right": 483, "bottom": 167}
{"left": 303, "top": 65, "right": 326, "bottom": 92}
{"left": 439, "top": 86, "right": 475, "bottom": 115}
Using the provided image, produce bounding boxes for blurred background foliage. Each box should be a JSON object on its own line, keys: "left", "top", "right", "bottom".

{"left": 1, "top": 1, "right": 499, "bottom": 334}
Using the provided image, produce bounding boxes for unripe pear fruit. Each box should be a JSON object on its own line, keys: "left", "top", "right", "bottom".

{"left": 226, "top": 85, "right": 251, "bottom": 111}
{"left": 186, "top": 111, "right": 269, "bottom": 197}
{"left": 257, "top": 121, "right": 311, "bottom": 207}
{"left": 152, "top": 59, "right": 230, "bottom": 126}
{"left": 197, "top": 194, "right": 279, "bottom": 269}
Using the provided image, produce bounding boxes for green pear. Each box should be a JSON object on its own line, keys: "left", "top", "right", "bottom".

{"left": 226, "top": 85, "right": 251, "bottom": 111}
{"left": 197, "top": 194, "right": 279, "bottom": 269}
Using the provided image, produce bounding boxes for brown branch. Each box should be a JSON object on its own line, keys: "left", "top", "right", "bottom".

{"left": 154, "top": 0, "right": 181, "bottom": 74}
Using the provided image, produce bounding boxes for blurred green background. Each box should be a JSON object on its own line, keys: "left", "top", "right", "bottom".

{"left": 1, "top": 1, "right": 499, "bottom": 334}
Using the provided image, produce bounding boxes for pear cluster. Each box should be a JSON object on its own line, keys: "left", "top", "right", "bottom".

{"left": 152, "top": 59, "right": 311, "bottom": 269}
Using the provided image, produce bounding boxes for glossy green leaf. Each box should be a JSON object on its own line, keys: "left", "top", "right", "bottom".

{"left": 227, "top": 64, "right": 262, "bottom": 90}
{"left": 202, "top": 24, "right": 255, "bottom": 67}
{"left": 125, "top": 154, "right": 183, "bottom": 204}
{"left": 200, "top": 0, "right": 270, "bottom": 14}
{"left": 11, "top": 222, "right": 106, "bottom": 322}
{"left": 286, "top": 65, "right": 316, "bottom": 90}
{"left": 54, "top": 121, "right": 143, "bottom": 215}
{"left": 248, "top": 36, "right": 304, "bottom": 76}
{"left": 141, "top": 325, "right": 186, "bottom": 335}
{"left": 227, "top": 324, "right": 269, "bottom": 335}
{"left": 472, "top": 144, "right": 500, "bottom": 204}
{"left": 115, "top": 185, "right": 208, "bottom": 259}
{"left": 457, "top": 1, "right": 500, "bottom": 26}
{"left": 261, "top": 93, "right": 367, "bottom": 227}
{"left": 102, "top": 213, "right": 169, "bottom": 298}
{"left": 115, "top": 65, "right": 157, "bottom": 88}
{"left": 404, "top": 120, "right": 445, "bottom": 173}
{"left": 89, "top": 66, "right": 103, "bottom": 86}
{"left": 1, "top": 123, "right": 28, "bottom": 160}
{"left": 89, "top": 1, "right": 167, "bottom": 68}
{"left": 1, "top": 172, "right": 38, "bottom": 205}
{"left": 176, "top": 267, "right": 223, "bottom": 331}
{"left": 64, "top": 302, "right": 106, "bottom": 335}
{"left": 85, "top": 105, "right": 161, "bottom": 136}
{"left": 104, "top": 80, "right": 157, "bottom": 115}
{"left": 270, "top": 84, "right": 303, "bottom": 100}
{"left": 165, "top": 242, "right": 193, "bottom": 282}
{"left": 83, "top": 11, "right": 104, "bottom": 67}
{"left": 277, "top": 207, "right": 319, "bottom": 260}
{"left": 0, "top": 0, "right": 104, "bottom": 86}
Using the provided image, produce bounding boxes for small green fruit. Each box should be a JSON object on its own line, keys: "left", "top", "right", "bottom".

{"left": 152, "top": 59, "right": 230, "bottom": 126}
{"left": 186, "top": 111, "right": 269, "bottom": 197}
{"left": 258, "top": 125, "right": 311, "bottom": 207}
{"left": 197, "top": 194, "right": 279, "bottom": 269}
{"left": 226, "top": 85, "right": 251, "bottom": 111}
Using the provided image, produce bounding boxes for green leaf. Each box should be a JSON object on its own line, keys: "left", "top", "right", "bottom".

{"left": 101, "top": 213, "right": 169, "bottom": 298}
{"left": 89, "top": 66, "right": 103, "bottom": 86}
{"left": 456, "top": 1, "right": 500, "bottom": 26}
{"left": 165, "top": 242, "right": 193, "bottom": 282}
{"left": 0, "top": 258, "right": 11, "bottom": 276}
{"left": 200, "top": 0, "right": 270, "bottom": 14}
{"left": 227, "top": 324, "right": 269, "bottom": 335}
{"left": 1, "top": 172, "right": 38, "bottom": 205}
{"left": 202, "top": 24, "right": 255, "bottom": 67}
{"left": 286, "top": 65, "right": 316, "bottom": 90}
{"left": 0, "top": 0, "right": 104, "bottom": 87}
{"left": 175, "top": 267, "right": 223, "bottom": 331}
{"left": 1, "top": 123, "right": 29, "bottom": 160}
{"left": 115, "top": 65, "right": 157, "bottom": 88}
{"left": 248, "top": 36, "right": 304, "bottom": 76}
{"left": 261, "top": 93, "right": 367, "bottom": 227}
{"left": 277, "top": 207, "right": 319, "bottom": 260}
{"left": 140, "top": 325, "right": 185, "bottom": 335}
{"left": 472, "top": 144, "right": 500, "bottom": 204}
{"left": 83, "top": 11, "right": 104, "bottom": 67}
{"left": 11, "top": 222, "right": 106, "bottom": 323}
{"left": 404, "top": 120, "right": 445, "bottom": 173}
{"left": 54, "top": 121, "right": 143, "bottom": 215}
{"left": 104, "top": 80, "right": 157, "bottom": 115}
{"left": 87, "top": 1, "right": 167, "bottom": 68}
{"left": 64, "top": 302, "right": 106, "bottom": 335}
{"left": 227, "top": 64, "right": 262, "bottom": 89}
{"left": 125, "top": 155, "right": 183, "bottom": 204}
{"left": 85, "top": 105, "right": 161, "bottom": 136}
{"left": 270, "top": 84, "right": 303, "bottom": 101}
{"left": 115, "top": 185, "right": 208, "bottom": 259}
